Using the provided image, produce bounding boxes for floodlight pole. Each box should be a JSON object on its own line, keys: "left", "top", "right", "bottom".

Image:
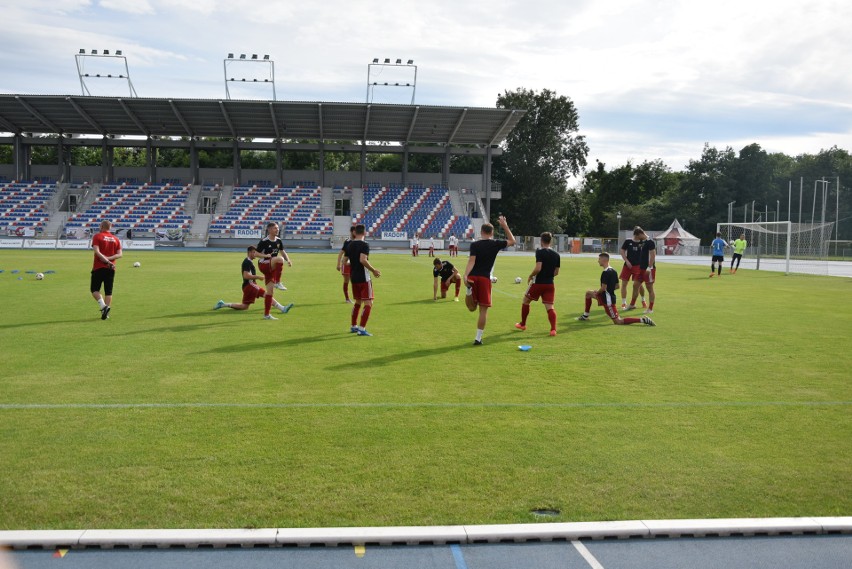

{"left": 224, "top": 54, "right": 276, "bottom": 100}
{"left": 616, "top": 211, "right": 621, "bottom": 241}
{"left": 366, "top": 59, "right": 417, "bottom": 104}
{"left": 75, "top": 50, "right": 138, "bottom": 97}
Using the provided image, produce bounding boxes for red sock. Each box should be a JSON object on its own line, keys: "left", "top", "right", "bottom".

{"left": 273, "top": 265, "right": 283, "bottom": 284}
{"left": 351, "top": 304, "right": 360, "bottom": 326}
{"left": 359, "top": 305, "right": 372, "bottom": 328}
{"left": 264, "top": 294, "right": 273, "bottom": 316}
{"left": 520, "top": 304, "right": 530, "bottom": 326}
{"left": 623, "top": 317, "right": 640, "bottom": 325}
{"left": 455, "top": 281, "right": 460, "bottom": 296}
{"left": 343, "top": 282, "right": 350, "bottom": 301}
{"left": 649, "top": 301, "right": 654, "bottom": 310}
{"left": 547, "top": 308, "right": 557, "bottom": 330}
{"left": 585, "top": 297, "right": 592, "bottom": 313}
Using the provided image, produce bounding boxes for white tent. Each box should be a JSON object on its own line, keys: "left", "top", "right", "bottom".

{"left": 654, "top": 219, "right": 701, "bottom": 255}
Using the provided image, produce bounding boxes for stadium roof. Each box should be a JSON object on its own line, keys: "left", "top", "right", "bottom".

{"left": 0, "top": 94, "right": 525, "bottom": 146}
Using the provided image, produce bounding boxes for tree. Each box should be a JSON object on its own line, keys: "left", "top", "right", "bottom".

{"left": 492, "top": 88, "right": 589, "bottom": 234}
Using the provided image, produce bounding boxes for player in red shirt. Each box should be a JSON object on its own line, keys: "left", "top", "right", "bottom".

{"left": 576, "top": 253, "right": 655, "bottom": 326}
{"left": 619, "top": 227, "right": 647, "bottom": 310}
{"left": 90, "top": 219, "right": 122, "bottom": 320}
{"left": 463, "top": 215, "right": 516, "bottom": 345}
{"left": 515, "top": 232, "right": 561, "bottom": 336}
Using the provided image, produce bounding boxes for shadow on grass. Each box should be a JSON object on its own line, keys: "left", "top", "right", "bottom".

{"left": 0, "top": 317, "right": 97, "bottom": 330}
{"left": 192, "top": 333, "right": 348, "bottom": 355}
{"left": 325, "top": 330, "right": 518, "bottom": 370}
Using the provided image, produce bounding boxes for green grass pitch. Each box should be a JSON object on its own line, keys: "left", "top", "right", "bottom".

{"left": 0, "top": 248, "right": 849, "bottom": 529}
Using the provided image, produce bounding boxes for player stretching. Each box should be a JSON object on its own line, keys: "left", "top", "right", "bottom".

{"left": 463, "top": 215, "right": 516, "bottom": 346}
{"left": 709, "top": 232, "right": 728, "bottom": 277}
{"left": 730, "top": 233, "right": 747, "bottom": 274}
{"left": 576, "top": 253, "right": 655, "bottom": 326}
{"left": 515, "top": 231, "right": 560, "bottom": 336}
{"left": 347, "top": 224, "right": 381, "bottom": 336}
{"left": 433, "top": 258, "right": 462, "bottom": 301}
{"left": 410, "top": 233, "right": 419, "bottom": 257}
{"left": 336, "top": 225, "right": 356, "bottom": 303}
{"left": 213, "top": 246, "right": 293, "bottom": 315}
{"left": 256, "top": 222, "right": 293, "bottom": 319}
{"left": 627, "top": 226, "right": 656, "bottom": 314}
{"left": 619, "top": 227, "right": 646, "bottom": 310}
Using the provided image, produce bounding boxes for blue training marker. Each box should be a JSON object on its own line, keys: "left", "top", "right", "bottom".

{"left": 11, "top": 270, "right": 19, "bottom": 274}
{"left": 518, "top": 345, "right": 532, "bottom": 351}
{"left": 44, "top": 270, "right": 56, "bottom": 274}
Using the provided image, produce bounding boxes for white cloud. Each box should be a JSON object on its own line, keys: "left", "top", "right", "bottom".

{"left": 98, "top": 0, "right": 155, "bottom": 16}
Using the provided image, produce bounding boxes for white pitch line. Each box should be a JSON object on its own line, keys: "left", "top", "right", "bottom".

{"left": 572, "top": 540, "right": 606, "bottom": 569}
{"left": 0, "top": 401, "right": 848, "bottom": 410}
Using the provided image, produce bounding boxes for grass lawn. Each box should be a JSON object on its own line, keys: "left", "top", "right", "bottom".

{"left": 0, "top": 248, "right": 849, "bottom": 529}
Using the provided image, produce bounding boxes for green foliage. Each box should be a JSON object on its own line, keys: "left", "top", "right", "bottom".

{"left": 493, "top": 88, "right": 589, "bottom": 234}
{"left": 0, "top": 250, "right": 849, "bottom": 528}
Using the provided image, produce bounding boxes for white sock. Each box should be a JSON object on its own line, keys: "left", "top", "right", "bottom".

{"left": 583, "top": 312, "right": 589, "bottom": 317}
{"left": 97, "top": 298, "right": 106, "bottom": 309}
{"left": 621, "top": 297, "right": 626, "bottom": 305}
{"left": 475, "top": 329, "right": 483, "bottom": 341}
{"left": 641, "top": 296, "right": 646, "bottom": 303}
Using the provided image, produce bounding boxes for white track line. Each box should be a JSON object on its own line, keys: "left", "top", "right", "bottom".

{"left": 572, "top": 540, "right": 606, "bottom": 569}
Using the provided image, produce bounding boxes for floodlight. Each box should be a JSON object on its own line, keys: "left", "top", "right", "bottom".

{"left": 396, "top": 58, "right": 401, "bottom": 64}
{"left": 407, "top": 59, "right": 413, "bottom": 64}
{"left": 263, "top": 55, "right": 269, "bottom": 60}
{"left": 103, "top": 49, "right": 110, "bottom": 55}
{"left": 116, "top": 50, "right": 122, "bottom": 56}
{"left": 384, "top": 58, "right": 390, "bottom": 63}
{"left": 251, "top": 54, "right": 258, "bottom": 59}
{"left": 228, "top": 53, "right": 234, "bottom": 58}
{"left": 372, "top": 58, "right": 379, "bottom": 63}
{"left": 240, "top": 54, "right": 246, "bottom": 59}
{"left": 91, "top": 49, "right": 97, "bottom": 54}
{"left": 79, "top": 49, "right": 85, "bottom": 54}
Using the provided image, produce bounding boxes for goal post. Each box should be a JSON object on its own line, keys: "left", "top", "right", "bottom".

{"left": 717, "top": 221, "right": 835, "bottom": 275}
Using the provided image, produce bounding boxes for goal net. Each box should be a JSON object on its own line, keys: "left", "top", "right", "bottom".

{"left": 717, "top": 221, "right": 835, "bottom": 275}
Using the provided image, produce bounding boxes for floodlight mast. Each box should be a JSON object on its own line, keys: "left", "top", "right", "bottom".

{"left": 75, "top": 49, "right": 138, "bottom": 97}
{"left": 366, "top": 58, "right": 417, "bottom": 104}
{"left": 224, "top": 54, "right": 276, "bottom": 100}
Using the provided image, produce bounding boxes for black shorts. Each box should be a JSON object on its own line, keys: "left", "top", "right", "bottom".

{"left": 91, "top": 267, "right": 116, "bottom": 295}
{"left": 712, "top": 255, "right": 724, "bottom": 263}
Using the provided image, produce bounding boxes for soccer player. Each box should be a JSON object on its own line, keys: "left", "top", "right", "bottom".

{"left": 730, "top": 233, "right": 747, "bottom": 274}
{"left": 619, "top": 227, "right": 647, "bottom": 310}
{"left": 463, "top": 215, "right": 516, "bottom": 345}
{"left": 515, "top": 231, "right": 561, "bottom": 336}
{"left": 213, "top": 246, "right": 293, "bottom": 317}
{"left": 90, "top": 219, "right": 122, "bottom": 320}
{"left": 347, "top": 223, "right": 381, "bottom": 336}
{"left": 448, "top": 234, "right": 459, "bottom": 257}
{"left": 428, "top": 237, "right": 436, "bottom": 257}
{"left": 336, "top": 225, "right": 357, "bottom": 303}
{"left": 410, "top": 233, "right": 419, "bottom": 257}
{"left": 627, "top": 226, "right": 657, "bottom": 314}
{"left": 433, "top": 258, "right": 462, "bottom": 301}
{"left": 576, "top": 253, "right": 655, "bottom": 326}
{"left": 709, "top": 232, "right": 729, "bottom": 277}
{"left": 256, "top": 222, "right": 293, "bottom": 318}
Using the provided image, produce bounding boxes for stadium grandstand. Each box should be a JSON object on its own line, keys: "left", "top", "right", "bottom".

{"left": 0, "top": 95, "right": 524, "bottom": 248}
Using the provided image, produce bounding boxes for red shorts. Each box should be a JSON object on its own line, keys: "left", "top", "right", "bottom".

{"left": 467, "top": 275, "right": 492, "bottom": 307}
{"left": 342, "top": 264, "right": 351, "bottom": 276}
{"left": 638, "top": 267, "right": 656, "bottom": 284}
{"left": 619, "top": 264, "right": 641, "bottom": 281}
{"left": 525, "top": 283, "right": 555, "bottom": 304}
{"left": 258, "top": 260, "right": 274, "bottom": 284}
{"left": 352, "top": 281, "right": 374, "bottom": 301}
{"left": 595, "top": 291, "right": 619, "bottom": 319}
{"left": 242, "top": 282, "right": 266, "bottom": 305}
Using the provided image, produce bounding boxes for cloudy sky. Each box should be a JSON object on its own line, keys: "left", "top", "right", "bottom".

{"left": 2, "top": 0, "right": 851, "bottom": 173}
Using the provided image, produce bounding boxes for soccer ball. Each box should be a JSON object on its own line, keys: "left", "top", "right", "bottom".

{"left": 515, "top": 276, "right": 522, "bottom": 284}
{"left": 35, "top": 272, "right": 44, "bottom": 280}
{"left": 133, "top": 262, "right": 141, "bottom": 268}
{"left": 490, "top": 275, "right": 498, "bottom": 283}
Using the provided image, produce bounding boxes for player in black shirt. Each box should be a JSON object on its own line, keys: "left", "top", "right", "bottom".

{"left": 336, "top": 225, "right": 357, "bottom": 303}
{"left": 432, "top": 258, "right": 462, "bottom": 301}
{"left": 576, "top": 253, "right": 655, "bottom": 326}
{"left": 346, "top": 224, "right": 381, "bottom": 336}
{"left": 515, "top": 232, "right": 561, "bottom": 335}
{"left": 212, "top": 246, "right": 293, "bottom": 316}
{"left": 619, "top": 227, "right": 647, "bottom": 309}
{"left": 463, "top": 215, "right": 516, "bottom": 345}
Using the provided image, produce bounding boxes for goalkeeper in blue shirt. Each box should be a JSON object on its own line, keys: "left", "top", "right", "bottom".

{"left": 709, "top": 233, "right": 729, "bottom": 278}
